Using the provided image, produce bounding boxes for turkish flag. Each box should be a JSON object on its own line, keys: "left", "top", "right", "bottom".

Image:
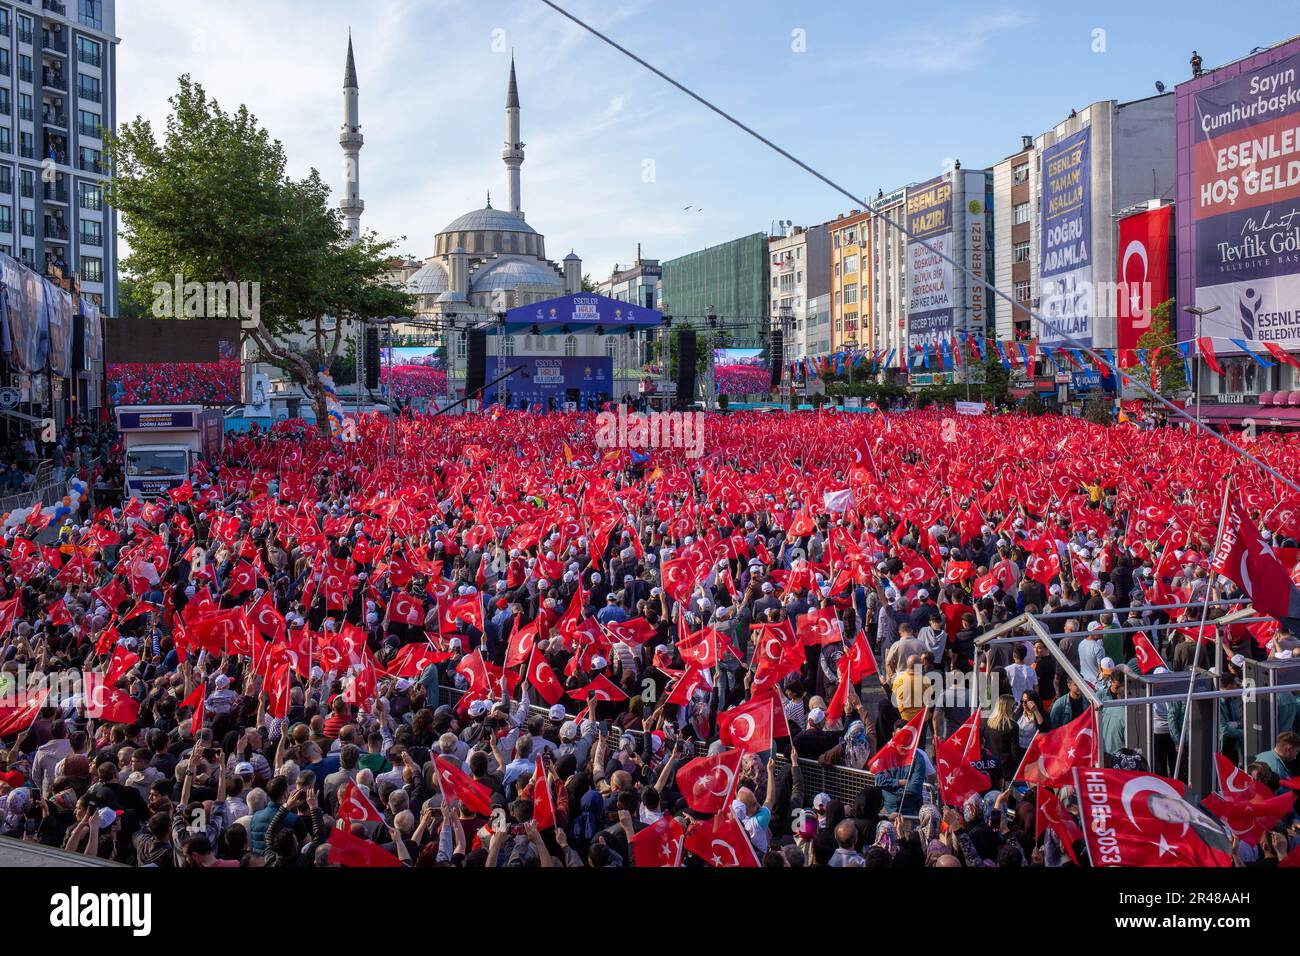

{"left": 103, "top": 645, "right": 140, "bottom": 686}
{"left": 46, "top": 598, "right": 72, "bottom": 627}
{"left": 943, "top": 561, "right": 976, "bottom": 585}
{"left": 1016, "top": 708, "right": 1097, "bottom": 786}
{"left": 93, "top": 578, "right": 131, "bottom": 611}
{"left": 868, "top": 708, "right": 927, "bottom": 773}
{"left": 226, "top": 561, "right": 258, "bottom": 597}
{"left": 630, "top": 814, "right": 685, "bottom": 868}
{"left": 388, "top": 643, "right": 452, "bottom": 678}
{"left": 531, "top": 755, "right": 556, "bottom": 830}
{"left": 449, "top": 593, "right": 485, "bottom": 633}
{"left": 0, "top": 594, "right": 22, "bottom": 638}
{"left": 933, "top": 732, "right": 990, "bottom": 808}
{"left": 1132, "top": 631, "right": 1165, "bottom": 674}
{"left": 1202, "top": 789, "right": 1295, "bottom": 847}
{"left": 525, "top": 650, "right": 565, "bottom": 706}
{"left": 944, "top": 710, "right": 983, "bottom": 762}
{"left": 433, "top": 756, "right": 493, "bottom": 815}
{"left": 846, "top": 630, "right": 878, "bottom": 681}
{"left": 0, "top": 689, "right": 49, "bottom": 737}
{"left": 1035, "top": 786, "right": 1082, "bottom": 865}
{"left": 1116, "top": 204, "right": 1171, "bottom": 365}
{"left": 386, "top": 591, "right": 424, "bottom": 627}
{"left": 181, "top": 684, "right": 205, "bottom": 735}
{"left": 824, "top": 652, "right": 853, "bottom": 723}
{"left": 684, "top": 808, "right": 759, "bottom": 868}
{"left": 326, "top": 826, "right": 402, "bottom": 868}
{"left": 569, "top": 673, "right": 628, "bottom": 703}
{"left": 337, "top": 779, "right": 384, "bottom": 825}
{"left": 603, "top": 617, "right": 657, "bottom": 647}
{"left": 675, "top": 748, "right": 742, "bottom": 814}
{"left": 972, "top": 573, "right": 999, "bottom": 600}
{"left": 717, "top": 696, "right": 773, "bottom": 754}
{"left": 1211, "top": 496, "right": 1300, "bottom": 624}
{"left": 248, "top": 592, "right": 285, "bottom": 641}
{"left": 95, "top": 686, "right": 141, "bottom": 725}
{"left": 1072, "top": 767, "right": 1232, "bottom": 867}
{"left": 503, "top": 616, "right": 538, "bottom": 669}
{"left": 265, "top": 659, "right": 292, "bottom": 719}
{"left": 796, "top": 606, "right": 842, "bottom": 646}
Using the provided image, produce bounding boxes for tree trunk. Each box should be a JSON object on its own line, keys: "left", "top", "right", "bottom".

{"left": 248, "top": 325, "right": 334, "bottom": 437}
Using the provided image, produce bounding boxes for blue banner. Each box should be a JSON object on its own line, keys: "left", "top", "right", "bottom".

{"left": 484, "top": 355, "right": 614, "bottom": 409}
{"left": 1040, "top": 127, "right": 1093, "bottom": 347}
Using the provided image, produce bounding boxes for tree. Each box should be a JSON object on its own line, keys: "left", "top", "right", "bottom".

{"left": 105, "top": 76, "right": 413, "bottom": 433}
{"left": 1129, "top": 299, "right": 1187, "bottom": 398}
{"left": 581, "top": 274, "right": 598, "bottom": 293}
{"left": 115, "top": 275, "right": 149, "bottom": 320}
{"left": 1084, "top": 393, "right": 1113, "bottom": 425}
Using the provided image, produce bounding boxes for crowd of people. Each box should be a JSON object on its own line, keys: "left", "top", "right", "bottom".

{"left": 106, "top": 361, "right": 242, "bottom": 407}
{"left": 0, "top": 407, "right": 1298, "bottom": 868}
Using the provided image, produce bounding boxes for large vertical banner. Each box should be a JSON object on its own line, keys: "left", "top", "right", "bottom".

{"left": 906, "top": 175, "right": 954, "bottom": 357}
{"left": 1116, "top": 205, "right": 1172, "bottom": 366}
{"left": 1040, "top": 127, "right": 1093, "bottom": 347}
{"left": 963, "top": 170, "right": 989, "bottom": 339}
{"left": 1184, "top": 48, "right": 1300, "bottom": 345}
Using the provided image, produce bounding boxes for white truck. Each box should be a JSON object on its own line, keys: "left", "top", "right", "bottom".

{"left": 116, "top": 405, "right": 224, "bottom": 499}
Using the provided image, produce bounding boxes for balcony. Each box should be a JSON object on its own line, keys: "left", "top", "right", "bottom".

{"left": 45, "top": 144, "right": 68, "bottom": 166}
{"left": 42, "top": 68, "right": 67, "bottom": 92}
{"left": 78, "top": 230, "right": 102, "bottom": 247}
{"left": 78, "top": 157, "right": 102, "bottom": 174}
{"left": 44, "top": 220, "right": 68, "bottom": 241}
{"left": 43, "top": 1, "right": 68, "bottom": 16}
{"left": 43, "top": 110, "right": 67, "bottom": 130}
{"left": 41, "top": 31, "right": 67, "bottom": 56}
{"left": 43, "top": 184, "right": 67, "bottom": 204}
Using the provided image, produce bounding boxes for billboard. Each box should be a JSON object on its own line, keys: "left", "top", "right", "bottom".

{"left": 713, "top": 347, "right": 768, "bottom": 395}
{"left": 380, "top": 346, "right": 447, "bottom": 401}
{"left": 906, "top": 175, "right": 954, "bottom": 354}
{"left": 1180, "top": 45, "right": 1300, "bottom": 348}
{"left": 1116, "top": 205, "right": 1172, "bottom": 365}
{"left": 104, "top": 318, "right": 241, "bottom": 406}
{"left": 1040, "top": 127, "right": 1093, "bottom": 347}
{"left": 484, "top": 355, "right": 613, "bottom": 409}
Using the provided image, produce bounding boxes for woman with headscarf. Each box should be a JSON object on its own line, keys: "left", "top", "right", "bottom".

{"left": 872, "top": 819, "right": 898, "bottom": 857}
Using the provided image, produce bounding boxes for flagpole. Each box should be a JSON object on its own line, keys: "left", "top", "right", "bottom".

{"left": 1172, "top": 477, "right": 1231, "bottom": 782}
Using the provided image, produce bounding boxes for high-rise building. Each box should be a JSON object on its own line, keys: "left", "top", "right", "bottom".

{"left": 868, "top": 186, "right": 909, "bottom": 377}
{"left": 991, "top": 137, "right": 1036, "bottom": 344}
{"left": 827, "top": 209, "right": 869, "bottom": 353}
{"left": 766, "top": 221, "right": 828, "bottom": 362}
{"left": 0, "top": 0, "right": 118, "bottom": 313}
{"left": 598, "top": 245, "right": 660, "bottom": 310}
{"left": 658, "top": 233, "right": 768, "bottom": 332}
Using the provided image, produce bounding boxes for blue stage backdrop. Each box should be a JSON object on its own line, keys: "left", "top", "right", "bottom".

{"left": 485, "top": 355, "right": 614, "bottom": 409}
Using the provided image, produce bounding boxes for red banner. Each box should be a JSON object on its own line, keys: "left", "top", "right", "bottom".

{"left": 1116, "top": 205, "right": 1171, "bottom": 367}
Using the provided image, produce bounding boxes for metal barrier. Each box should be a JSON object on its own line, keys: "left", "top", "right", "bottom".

{"left": 0, "top": 459, "right": 56, "bottom": 515}
{"left": 435, "top": 685, "right": 877, "bottom": 805}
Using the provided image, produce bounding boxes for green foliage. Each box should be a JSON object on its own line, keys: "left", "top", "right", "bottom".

{"left": 1130, "top": 299, "right": 1187, "bottom": 398}
{"left": 1019, "top": 392, "right": 1046, "bottom": 416}
{"left": 581, "top": 274, "right": 598, "bottom": 293}
{"left": 1084, "top": 393, "right": 1114, "bottom": 425}
{"left": 104, "top": 76, "right": 413, "bottom": 431}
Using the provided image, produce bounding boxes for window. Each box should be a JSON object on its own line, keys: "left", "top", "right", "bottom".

{"left": 78, "top": 109, "right": 100, "bottom": 138}
{"left": 20, "top": 169, "right": 33, "bottom": 198}
{"left": 18, "top": 15, "right": 31, "bottom": 46}
{"left": 20, "top": 208, "right": 33, "bottom": 236}
{"left": 0, "top": 9, "right": 9, "bottom": 38}
{"left": 605, "top": 337, "right": 618, "bottom": 359}
{"left": 20, "top": 246, "right": 33, "bottom": 268}
{"left": 18, "top": 92, "right": 30, "bottom": 121}
{"left": 79, "top": 1, "right": 104, "bottom": 31}
{"left": 564, "top": 335, "right": 577, "bottom": 356}
{"left": 76, "top": 37, "right": 101, "bottom": 67}
{"left": 1013, "top": 164, "right": 1029, "bottom": 185}
{"left": 78, "top": 145, "right": 100, "bottom": 172}
{"left": 80, "top": 255, "right": 102, "bottom": 282}
{"left": 843, "top": 284, "right": 858, "bottom": 306}
{"left": 1014, "top": 280, "right": 1031, "bottom": 302}
{"left": 455, "top": 333, "right": 467, "bottom": 361}
{"left": 78, "top": 73, "right": 100, "bottom": 103}
{"left": 843, "top": 253, "right": 858, "bottom": 275}
{"left": 19, "top": 55, "right": 31, "bottom": 84}
{"left": 1013, "top": 240, "right": 1031, "bottom": 263}
{"left": 78, "top": 181, "right": 101, "bottom": 209}
{"left": 79, "top": 218, "right": 101, "bottom": 246}
{"left": 501, "top": 335, "right": 515, "bottom": 356}
{"left": 0, "top": 206, "right": 10, "bottom": 233}
{"left": 0, "top": 50, "right": 8, "bottom": 75}
{"left": 0, "top": 127, "right": 9, "bottom": 154}
{"left": 18, "top": 131, "right": 31, "bottom": 158}
{"left": 1013, "top": 202, "right": 1031, "bottom": 225}
{"left": 0, "top": 168, "right": 10, "bottom": 195}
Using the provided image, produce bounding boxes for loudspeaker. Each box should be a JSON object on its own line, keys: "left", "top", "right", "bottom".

{"left": 676, "top": 330, "right": 697, "bottom": 410}
{"left": 769, "top": 330, "right": 783, "bottom": 389}
{"left": 466, "top": 330, "right": 488, "bottom": 397}
{"left": 364, "top": 326, "right": 380, "bottom": 389}
{"left": 72, "top": 314, "right": 86, "bottom": 373}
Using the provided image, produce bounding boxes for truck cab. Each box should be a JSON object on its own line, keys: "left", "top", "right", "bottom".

{"left": 116, "top": 405, "right": 224, "bottom": 499}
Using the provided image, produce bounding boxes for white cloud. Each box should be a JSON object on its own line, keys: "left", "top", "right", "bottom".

{"left": 862, "top": 11, "right": 1034, "bottom": 73}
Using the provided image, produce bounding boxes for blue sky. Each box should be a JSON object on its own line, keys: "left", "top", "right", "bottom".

{"left": 118, "top": 0, "right": 1300, "bottom": 280}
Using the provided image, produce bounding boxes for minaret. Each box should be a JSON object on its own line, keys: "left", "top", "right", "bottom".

{"left": 339, "top": 34, "right": 364, "bottom": 243}
{"left": 503, "top": 55, "right": 524, "bottom": 219}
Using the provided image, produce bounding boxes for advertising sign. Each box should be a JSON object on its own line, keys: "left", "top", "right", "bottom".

{"left": 906, "top": 176, "right": 954, "bottom": 355}
{"left": 1182, "top": 47, "right": 1300, "bottom": 347}
{"left": 1040, "top": 127, "right": 1093, "bottom": 347}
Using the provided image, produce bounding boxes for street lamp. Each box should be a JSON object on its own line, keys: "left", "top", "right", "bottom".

{"left": 1183, "top": 305, "right": 1221, "bottom": 426}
